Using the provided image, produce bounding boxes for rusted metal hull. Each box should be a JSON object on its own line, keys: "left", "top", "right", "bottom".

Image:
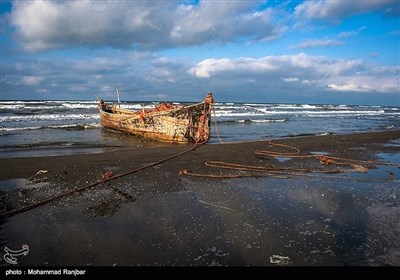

{"left": 99, "top": 102, "right": 212, "bottom": 143}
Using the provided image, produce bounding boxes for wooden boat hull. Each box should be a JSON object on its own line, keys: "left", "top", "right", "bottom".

{"left": 99, "top": 101, "right": 212, "bottom": 143}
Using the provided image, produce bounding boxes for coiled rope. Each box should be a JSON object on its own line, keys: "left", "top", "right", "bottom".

{"left": 180, "top": 131, "right": 400, "bottom": 178}
{"left": 178, "top": 99, "right": 399, "bottom": 179}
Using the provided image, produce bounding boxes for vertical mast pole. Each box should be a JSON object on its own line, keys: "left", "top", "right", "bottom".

{"left": 116, "top": 86, "right": 120, "bottom": 107}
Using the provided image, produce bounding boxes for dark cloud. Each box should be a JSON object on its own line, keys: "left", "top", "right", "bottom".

{"left": 189, "top": 53, "right": 400, "bottom": 95}
{"left": 2, "top": 52, "right": 398, "bottom": 103}
{"left": 10, "top": 0, "right": 283, "bottom": 52}
{"left": 0, "top": 50, "right": 206, "bottom": 101}
{"left": 1, "top": 1, "right": 398, "bottom": 105}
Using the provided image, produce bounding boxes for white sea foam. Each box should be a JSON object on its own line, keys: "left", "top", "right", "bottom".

{"left": 62, "top": 103, "right": 98, "bottom": 109}
{"left": 0, "top": 100, "right": 399, "bottom": 145}
{"left": 250, "top": 119, "right": 286, "bottom": 123}
{"left": 0, "top": 114, "right": 99, "bottom": 122}
{"left": 0, "top": 123, "right": 101, "bottom": 132}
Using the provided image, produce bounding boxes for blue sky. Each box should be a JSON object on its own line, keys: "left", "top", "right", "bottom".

{"left": 0, "top": 0, "right": 399, "bottom": 105}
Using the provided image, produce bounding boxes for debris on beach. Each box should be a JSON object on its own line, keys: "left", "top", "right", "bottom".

{"left": 101, "top": 171, "right": 114, "bottom": 180}
{"left": 35, "top": 170, "right": 49, "bottom": 175}
{"left": 27, "top": 169, "right": 49, "bottom": 184}
{"left": 269, "top": 254, "right": 291, "bottom": 265}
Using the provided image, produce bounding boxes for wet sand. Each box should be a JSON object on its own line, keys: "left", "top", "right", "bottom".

{"left": 1, "top": 130, "right": 400, "bottom": 266}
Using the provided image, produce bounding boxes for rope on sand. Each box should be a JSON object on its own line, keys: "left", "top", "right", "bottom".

{"left": 256, "top": 141, "right": 400, "bottom": 168}
{"left": 1, "top": 95, "right": 218, "bottom": 218}
{"left": 198, "top": 200, "right": 237, "bottom": 211}
{"left": 1, "top": 137, "right": 208, "bottom": 218}
{"left": 179, "top": 169, "right": 288, "bottom": 179}
{"left": 179, "top": 139, "right": 400, "bottom": 179}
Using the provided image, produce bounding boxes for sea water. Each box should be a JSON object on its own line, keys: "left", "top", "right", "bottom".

{"left": 0, "top": 100, "right": 399, "bottom": 157}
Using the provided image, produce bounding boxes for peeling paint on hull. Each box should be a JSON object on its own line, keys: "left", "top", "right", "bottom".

{"left": 99, "top": 101, "right": 212, "bottom": 143}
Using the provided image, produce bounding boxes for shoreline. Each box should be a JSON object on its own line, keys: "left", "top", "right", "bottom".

{"left": 1, "top": 129, "right": 399, "bottom": 181}
{"left": 1, "top": 127, "right": 399, "bottom": 158}
{"left": 1, "top": 129, "right": 399, "bottom": 266}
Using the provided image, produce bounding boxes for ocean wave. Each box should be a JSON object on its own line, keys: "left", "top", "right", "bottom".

{"left": 61, "top": 103, "right": 98, "bottom": 109}
{"left": 269, "top": 104, "right": 319, "bottom": 109}
{"left": 0, "top": 141, "right": 115, "bottom": 151}
{"left": 250, "top": 119, "right": 287, "bottom": 123}
{"left": 217, "top": 118, "right": 287, "bottom": 124}
{"left": 213, "top": 109, "right": 267, "bottom": 117}
{"left": 122, "top": 104, "right": 156, "bottom": 110}
{"left": 243, "top": 103, "right": 262, "bottom": 106}
{"left": 0, "top": 113, "right": 99, "bottom": 122}
{"left": 1, "top": 100, "right": 399, "bottom": 148}
{"left": 255, "top": 108, "right": 386, "bottom": 116}
{"left": 286, "top": 132, "right": 333, "bottom": 138}
{"left": 0, "top": 123, "right": 101, "bottom": 132}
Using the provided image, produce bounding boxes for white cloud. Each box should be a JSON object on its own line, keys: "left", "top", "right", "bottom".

{"left": 11, "top": 0, "right": 165, "bottom": 51}
{"left": 189, "top": 53, "right": 399, "bottom": 94}
{"left": 70, "top": 85, "right": 87, "bottom": 92}
{"left": 289, "top": 38, "right": 343, "bottom": 49}
{"left": 17, "top": 52, "right": 394, "bottom": 99}
{"left": 36, "top": 88, "right": 48, "bottom": 93}
{"left": 337, "top": 26, "right": 366, "bottom": 38}
{"left": 294, "top": 0, "right": 398, "bottom": 20}
{"left": 283, "top": 77, "right": 299, "bottom": 82}
{"left": 1, "top": 51, "right": 399, "bottom": 103}
{"left": 21, "top": 76, "right": 44, "bottom": 85}
{"left": 289, "top": 26, "right": 366, "bottom": 49}
{"left": 327, "top": 84, "right": 371, "bottom": 92}
{"left": 1, "top": 48, "right": 206, "bottom": 100}
{"left": 189, "top": 57, "right": 275, "bottom": 78}
{"left": 390, "top": 29, "right": 400, "bottom": 36}
{"left": 10, "top": 0, "right": 285, "bottom": 52}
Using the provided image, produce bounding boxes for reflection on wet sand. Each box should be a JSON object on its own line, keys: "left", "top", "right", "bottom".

{"left": 1, "top": 132, "right": 399, "bottom": 266}
{"left": 2, "top": 166, "right": 398, "bottom": 266}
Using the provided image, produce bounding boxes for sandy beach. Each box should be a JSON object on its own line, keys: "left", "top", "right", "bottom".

{"left": 1, "top": 130, "right": 399, "bottom": 266}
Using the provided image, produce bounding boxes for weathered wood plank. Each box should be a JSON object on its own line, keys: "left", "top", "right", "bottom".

{"left": 98, "top": 94, "right": 213, "bottom": 143}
